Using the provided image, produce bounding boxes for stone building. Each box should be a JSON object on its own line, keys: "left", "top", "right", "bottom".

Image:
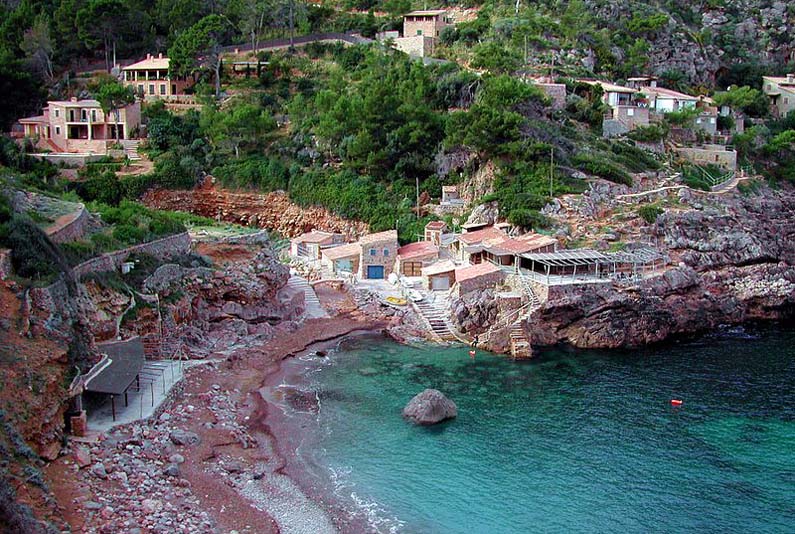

{"left": 396, "top": 241, "right": 439, "bottom": 277}
{"left": 762, "top": 74, "right": 795, "bottom": 117}
{"left": 359, "top": 230, "right": 399, "bottom": 280}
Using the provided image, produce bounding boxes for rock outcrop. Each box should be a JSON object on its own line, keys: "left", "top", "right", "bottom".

{"left": 403, "top": 389, "right": 458, "bottom": 425}
{"left": 141, "top": 178, "right": 369, "bottom": 239}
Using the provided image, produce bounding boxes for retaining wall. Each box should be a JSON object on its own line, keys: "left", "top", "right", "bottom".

{"left": 47, "top": 205, "right": 89, "bottom": 244}
{"left": 72, "top": 232, "right": 192, "bottom": 279}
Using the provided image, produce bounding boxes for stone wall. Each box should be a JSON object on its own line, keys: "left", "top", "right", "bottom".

{"left": 674, "top": 146, "right": 737, "bottom": 170}
{"left": 395, "top": 35, "right": 434, "bottom": 57}
{"left": 47, "top": 205, "right": 89, "bottom": 244}
{"left": 72, "top": 232, "right": 192, "bottom": 279}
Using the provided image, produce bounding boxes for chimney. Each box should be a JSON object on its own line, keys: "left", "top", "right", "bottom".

{"left": 787, "top": 73, "right": 795, "bottom": 83}
{"left": 650, "top": 79, "right": 657, "bottom": 88}
{"left": 70, "top": 97, "right": 77, "bottom": 102}
{"left": 158, "top": 52, "right": 163, "bottom": 59}
{"left": 147, "top": 53, "right": 152, "bottom": 60}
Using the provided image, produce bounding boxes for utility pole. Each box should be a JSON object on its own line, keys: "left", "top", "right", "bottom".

{"left": 415, "top": 175, "right": 420, "bottom": 220}
{"left": 288, "top": 0, "right": 295, "bottom": 48}
{"left": 549, "top": 146, "right": 554, "bottom": 199}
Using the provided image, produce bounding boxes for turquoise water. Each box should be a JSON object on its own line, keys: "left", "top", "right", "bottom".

{"left": 289, "top": 326, "right": 795, "bottom": 533}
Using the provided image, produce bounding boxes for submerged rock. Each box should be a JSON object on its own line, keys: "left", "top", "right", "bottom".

{"left": 402, "top": 389, "right": 457, "bottom": 425}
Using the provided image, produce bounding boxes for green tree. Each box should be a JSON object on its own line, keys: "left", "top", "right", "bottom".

{"left": 470, "top": 41, "right": 521, "bottom": 74}
{"left": 21, "top": 14, "right": 54, "bottom": 81}
{"left": 169, "top": 15, "right": 232, "bottom": 99}
{"left": 76, "top": 0, "right": 131, "bottom": 72}
{"left": 201, "top": 101, "right": 276, "bottom": 157}
{"left": 94, "top": 77, "right": 136, "bottom": 142}
{"left": 712, "top": 85, "right": 768, "bottom": 117}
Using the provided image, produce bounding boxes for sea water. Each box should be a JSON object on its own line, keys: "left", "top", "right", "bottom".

{"left": 290, "top": 325, "right": 795, "bottom": 533}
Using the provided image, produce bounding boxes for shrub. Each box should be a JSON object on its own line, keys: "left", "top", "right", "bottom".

{"left": 637, "top": 204, "right": 663, "bottom": 224}
{"left": 573, "top": 154, "right": 633, "bottom": 186}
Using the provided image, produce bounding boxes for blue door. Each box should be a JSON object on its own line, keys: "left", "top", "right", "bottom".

{"left": 367, "top": 265, "right": 384, "bottom": 279}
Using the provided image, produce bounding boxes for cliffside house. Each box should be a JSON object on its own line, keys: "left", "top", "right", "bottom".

{"left": 454, "top": 226, "right": 557, "bottom": 267}
{"left": 518, "top": 73, "right": 567, "bottom": 109}
{"left": 579, "top": 80, "right": 650, "bottom": 137}
{"left": 396, "top": 241, "right": 439, "bottom": 277}
{"left": 359, "top": 230, "right": 399, "bottom": 280}
{"left": 422, "top": 260, "right": 457, "bottom": 291}
{"left": 321, "top": 242, "right": 361, "bottom": 276}
{"left": 290, "top": 230, "right": 344, "bottom": 261}
{"left": 122, "top": 53, "right": 192, "bottom": 101}
{"left": 17, "top": 98, "right": 141, "bottom": 154}
{"left": 389, "top": 9, "right": 451, "bottom": 57}
{"left": 453, "top": 262, "right": 506, "bottom": 296}
{"left": 424, "top": 220, "right": 447, "bottom": 246}
{"left": 640, "top": 85, "right": 699, "bottom": 113}
{"left": 762, "top": 74, "right": 795, "bottom": 117}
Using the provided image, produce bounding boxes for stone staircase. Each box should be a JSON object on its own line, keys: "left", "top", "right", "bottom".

{"left": 287, "top": 275, "right": 328, "bottom": 319}
{"left": 509, "top": 315, "right": 532, "bottom": 359}
{"left": 413, "top": 296, "right": 457, "bottom": 342}
{"left": 120, "top": 139, "right": 141, "bottom": 161}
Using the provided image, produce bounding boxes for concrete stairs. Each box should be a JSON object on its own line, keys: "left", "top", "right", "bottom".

{"left": 413, "top": 296, "right": 457, "bottom": 342}
{"left": 120, "top": 139, "right": 141, "bottom": 161}
{"left": 509, "top": 317, "right": 532, "bottom": 359}
{"left": 287, "top": 275, "right": 328, "bottom": 319}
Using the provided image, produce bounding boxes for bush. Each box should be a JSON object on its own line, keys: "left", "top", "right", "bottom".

{"left": 573, "top": 154, "right": 633, "bottom": 186}
{"left": 637, "top": 204, "right": 663, "bottom": 223}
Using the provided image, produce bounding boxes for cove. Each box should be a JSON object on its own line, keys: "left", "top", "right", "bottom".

{"left": 282, "top": 325, "right": 795, "bottom": 533}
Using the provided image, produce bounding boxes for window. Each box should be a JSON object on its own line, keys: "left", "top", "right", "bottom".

{"left": 149, "top": 84, "right": 155, "bottom": 95}
{"left": 696, "top": 118, "right": 701, "bottom": 124}
{"left": 55, "top": 126, "right": 60, "bottom": 135}
{"left": 627, "top": 108, "right": 635, "bottom": 116}
{"left": 91, "top": 110, "right": 97, "bottom": 122}
{"left": 709, "top": 117, "right": 716, "bottom": 124}
{"left": 416, "top": 29, "right": 422, "bottom": 35}
{"left": 785, "top": 97, "right": 790, "bottom": 105}
{"left": 54, "top": 109, "right": 59, "bottom": 118}
{"left": 383, "top": 248, "right": 389, "bottom": 256}
{"left": 160, "top": 84, "right": 166, "bottom": 95}
{"left": 369, "top": 248, "right": 377, "bottom": 256}
{"left": 138, "top": 84, "right": 144, "bottom": 94}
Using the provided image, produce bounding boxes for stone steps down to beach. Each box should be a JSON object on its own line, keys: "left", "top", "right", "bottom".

{"left": 413, "top": 297, "right": 457, "bottom": 342}
{"left": 287, "top": 275, "right": 328, "bottom": 319}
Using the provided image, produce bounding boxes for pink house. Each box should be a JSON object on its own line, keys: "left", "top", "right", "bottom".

{"left": 122, "top": 53, "right": 192, "bottom": 101}
{"left": 17, "top": 98, "right": 141, "bottom": 154}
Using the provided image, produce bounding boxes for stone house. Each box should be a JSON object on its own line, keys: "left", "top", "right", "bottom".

{"left": 518, "top": 74, "right": 567, "bottom": 109}
{"left": 359, "top": 230, "right": 399, "bottom": 280}
{"left": 122, "top": 53, "right": 192, "bottom": 101}
{"left": 424, "top": 220, "right": 447, "bottom": 246}
{"left": 321, "top": 243, "right": 360, "bottom": 276}
{"left": 640, "top": 85, "right": 699, "bottom": 113}
{"left": 453, "top": 262, "right": 505, "bottom": 297}
{"left": 454, "top": 226, "right": 507, "bottom": 264}
{"left": 392, "top": 9, "right": 451, "bottom": 58}
{"left": 579, "top": 80, "right": 650, "bottom": 137}
{"left": 422, "top": 260, "right": 457, "bottom": 291}
{"left": 17, "top": 98, "right": 141, "bottom": 154}
{"left": 396, "top": 241, "right": 439, "bottom": 277}
{"left": 290, "top": 231, "right": 344, "bottom": 261}
{"left": 762, "top": 74, "right": 795, "bottom": 117}
{"left": 674, "top": 144, "right": 737, "bottom": 171}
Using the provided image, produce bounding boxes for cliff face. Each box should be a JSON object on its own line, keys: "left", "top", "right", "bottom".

{"left": 583, "top": 0, "right": 795, "bottom": 85}
{"left": 526, "top": 186, "right": 795, "bottom": 349}
{"left": 141, "top": 178, "right": 369, "bottom": 239}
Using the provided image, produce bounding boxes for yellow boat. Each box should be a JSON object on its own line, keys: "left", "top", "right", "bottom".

{"left": 385, "top": 296, "right": 407, "bottom": 306}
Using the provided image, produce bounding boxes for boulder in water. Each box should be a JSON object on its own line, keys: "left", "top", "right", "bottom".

{"left": 402, "top": 389, "right": 457, "bottom": 425}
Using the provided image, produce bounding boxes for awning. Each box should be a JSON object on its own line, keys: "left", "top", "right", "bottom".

{"left": 84, "top": 338, "right": 145, "bottom": 395}
{"left": 520, "top": 249, "right": 609, "bottom": 267}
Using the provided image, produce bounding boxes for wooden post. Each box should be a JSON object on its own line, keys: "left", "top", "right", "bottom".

{"left": 111, "top": 395, "right": 116, "bottom": 421}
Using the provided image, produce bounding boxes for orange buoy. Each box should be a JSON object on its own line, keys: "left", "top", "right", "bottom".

{"left": 469, "top": 350, "right": 476, "bottom": 359}
{"left": 671, "top": 399, "right": 683, "bottom": 406}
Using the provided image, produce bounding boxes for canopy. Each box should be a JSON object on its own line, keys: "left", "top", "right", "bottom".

{"left": 84, "top": 338, "right": 145, "bottom": 395}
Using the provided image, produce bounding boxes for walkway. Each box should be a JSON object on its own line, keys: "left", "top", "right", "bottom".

{"left": 287, "top": 275, "right": 329, "bottom": 319}
{"left": 221, "top": 32, "right": 373, "bottom": 55}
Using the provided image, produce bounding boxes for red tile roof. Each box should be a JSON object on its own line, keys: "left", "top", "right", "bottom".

{"left": 425, "top": 220, "right": 447, "bottom": 230}
{"left": 359, "top": 229, "right": 398, "bottom": 245}
{"left": 457, "top": 226, "right": 506, "bottom": 245}
{"left": 455, "top": 262, "right": 502, "bottom": 282}
{"left": 322, "top": 243, "right": 360, "bottom": 260}
{"left": 292, "top": 230, "right": 337, "bottom": 245}
{"left": 397, "top": 241, "right": 438, "bottom": 261}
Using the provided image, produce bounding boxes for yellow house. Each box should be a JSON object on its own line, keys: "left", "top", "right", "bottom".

{"left": 122, "top": 53, "right": 192, "bottom": 101}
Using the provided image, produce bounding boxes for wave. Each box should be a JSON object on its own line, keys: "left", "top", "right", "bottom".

{"left": 328, "top": 465, "right": 405, "bottom": 534}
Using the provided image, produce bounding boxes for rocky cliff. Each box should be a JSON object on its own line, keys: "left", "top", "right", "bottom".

{"left": 142, "top": 178, "right": 369, "bottom": 239}
{"left": 526, "top": 184, "right": 795, "bottom": 349}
